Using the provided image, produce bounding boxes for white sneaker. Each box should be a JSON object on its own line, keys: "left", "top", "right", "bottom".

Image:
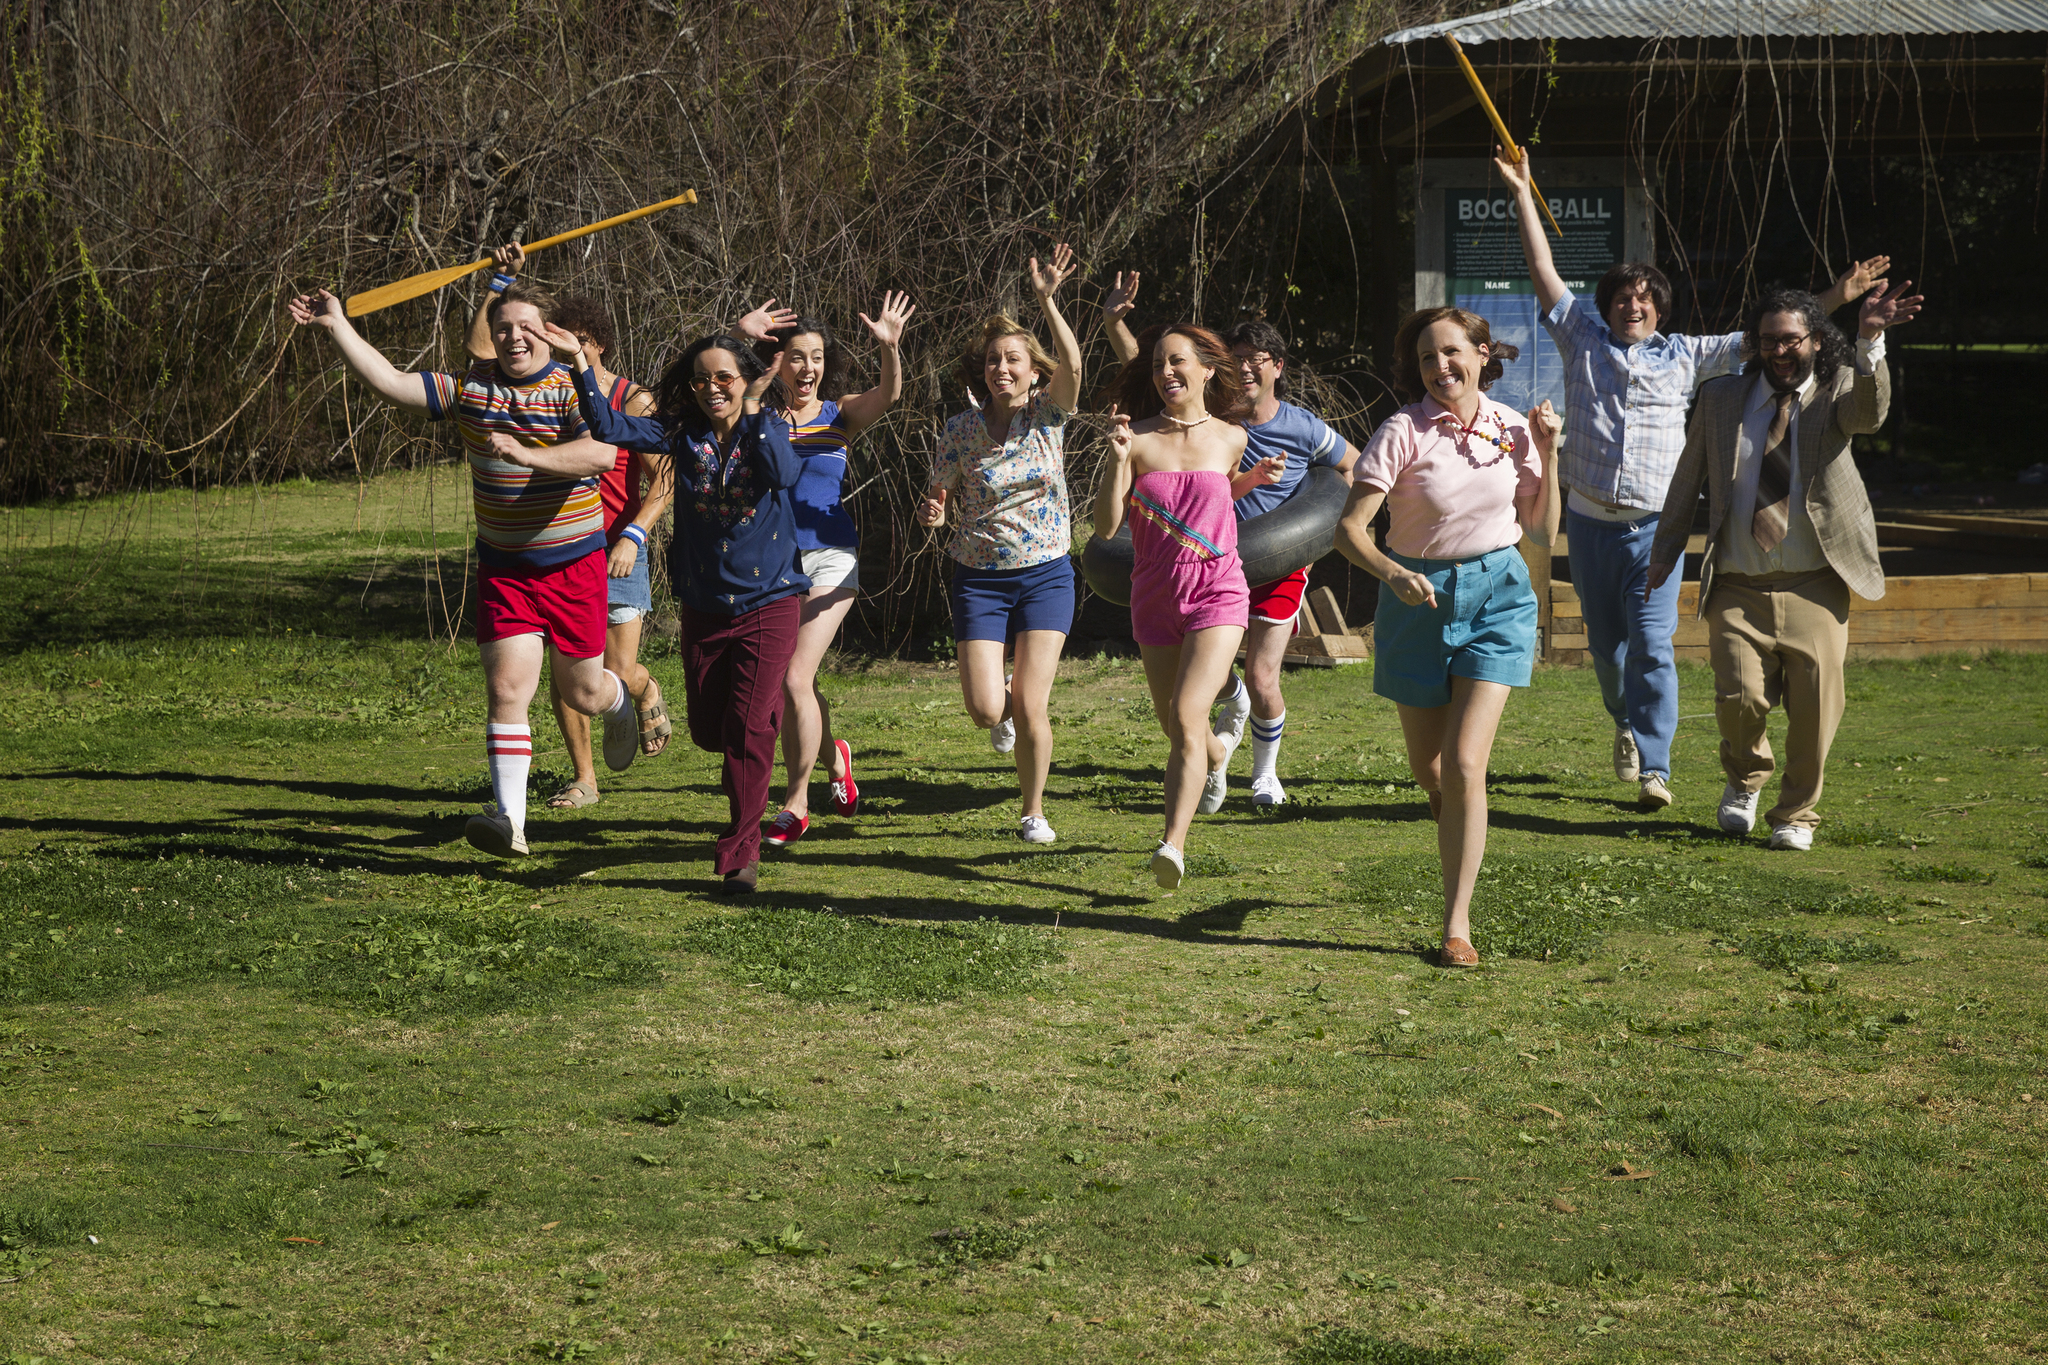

{"left": 464, "top": 811, "right": 529, "bottom": 859}
{"left": 1213, "top": 682, "right": 1251, "bottom": 750}
{"left": 1151, "top": 840, "right": 1185, "bottom": 889}
{"left": 1019, "top": 815, "right": 1056, "bottom": 845}
{"left": 1717, "top": 783, "right": 1759, "bottom": 834}
{"left": 1768, "top": 824, "right": 1813, "bottom": 852}
{"left": 1613, "top": 727, "right": 1640, "bottom": 782}
{"left": 602, "top": 699, "right": 638, "bottom": 774}
{"left": 1198, "top": 727, "right": 1242, "bottom": 815}
{"left": 1638, "top": 774, "right": 1672, "bottom": 811}
{"left": 990, "top": 717, "right": 1016, "bottom": 755}
{"left": 1251, "top": 773, "right": 1287, "bottom": 806}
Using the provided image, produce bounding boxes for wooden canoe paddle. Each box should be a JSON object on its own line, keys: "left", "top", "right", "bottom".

{"left": 343, "top": 189, "right": 699, "bottom": 317}
{"left": 1442, "top": 35, "right": 1564, "bottom": 239}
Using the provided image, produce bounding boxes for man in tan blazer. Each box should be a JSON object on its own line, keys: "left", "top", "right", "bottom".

{"left": 1647, "top": 280, "right": 1921, "bottom": 849}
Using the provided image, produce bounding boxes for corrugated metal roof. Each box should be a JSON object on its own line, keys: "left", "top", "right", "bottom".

{"left": 1383, "top": 0, "right": 2048, "bottom": 45}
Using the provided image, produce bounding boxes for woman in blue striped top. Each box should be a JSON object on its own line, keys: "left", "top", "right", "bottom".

{"left": 758, "top": 292, "right": 917, "bottom": 849}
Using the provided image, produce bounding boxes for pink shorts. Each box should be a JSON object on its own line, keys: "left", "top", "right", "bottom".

{"left": 477, "top": 550, "right": 608, "bottom": 659}
{"left": 1130, "top": 554, "right": 1250, "bottom": 648}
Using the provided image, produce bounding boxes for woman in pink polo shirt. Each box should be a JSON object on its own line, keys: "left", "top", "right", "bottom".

{"left": 1336, "top": 307, "right": 1561, "bottom": 969}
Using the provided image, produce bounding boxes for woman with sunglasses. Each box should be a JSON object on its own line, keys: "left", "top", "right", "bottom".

{"left": 543, "top": 322, "right": 801, "bottom": 893}
{"left": 918, "top": 245, "right": 1084, "bottom": 844}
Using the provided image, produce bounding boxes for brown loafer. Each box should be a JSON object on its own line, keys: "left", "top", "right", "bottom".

{"left": 1439, "top": 937, "right": 1479, "bottom": 968}
{"left": 719, "top": 864, "right": 758, "bottom": 894}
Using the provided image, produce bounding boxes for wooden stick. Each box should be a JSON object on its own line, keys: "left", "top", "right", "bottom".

{"left": 344, "top": 189, "right": 699, "bottom": 317}
{"left": 1442, "top": 35, "right": 1565, "bottom": 239}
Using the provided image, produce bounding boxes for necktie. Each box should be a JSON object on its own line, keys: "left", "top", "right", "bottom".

{"left": 1751, "top": 389, "right": 1796, "bottom": 553}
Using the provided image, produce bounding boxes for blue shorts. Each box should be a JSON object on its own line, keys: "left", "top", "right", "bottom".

{"left": 1373, "top": 545, "right": 1538, "bottom": 708}
{"left": 949, "top": 555, "right": 1076, "bottom": 643}
{"left": 607, "top": 539, "right": 653, "bottom": 624}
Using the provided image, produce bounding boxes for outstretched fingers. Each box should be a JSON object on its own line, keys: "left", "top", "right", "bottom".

{"left": 286, "top": 288, "right": 340, "bottom": 327}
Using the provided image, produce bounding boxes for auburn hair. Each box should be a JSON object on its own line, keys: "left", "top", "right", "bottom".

{"left": 1390, "top": 307, "right": 1519, "bottom": 403}
{"left": 1101, "top": 323, "right": 1253, "bottom": 424}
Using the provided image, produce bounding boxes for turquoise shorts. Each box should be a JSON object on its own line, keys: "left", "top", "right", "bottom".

{"left": 1372, "top": 545, "right": 1538, "bottom": 708}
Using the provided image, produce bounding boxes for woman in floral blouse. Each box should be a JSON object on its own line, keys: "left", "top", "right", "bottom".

{"left": 917, "top": 244, "right": 1085, "bottom": 844}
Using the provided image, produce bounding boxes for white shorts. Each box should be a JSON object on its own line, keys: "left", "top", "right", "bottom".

{"left": 607, "top": 604, "right": 643, "bottom": 626}
{"left": 802, "top": 545, "right": 861, "bottom": 592}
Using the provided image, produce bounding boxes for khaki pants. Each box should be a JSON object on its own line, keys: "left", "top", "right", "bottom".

{"left": 1705, "top": 568, "right": 1850, "bottom": 831}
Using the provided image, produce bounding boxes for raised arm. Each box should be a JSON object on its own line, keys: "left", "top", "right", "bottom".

{"left": 542, "top": 323, "right": 677, "bottom": 452}
{"left": 1031, "top": 243, "right": 1085, "bottom": 412}
{"left": 1818, "top": 255, "right": 1889, "bottom": 315}
{"left": 1102, "top": 270, "right": 1142, "bottom": 364}
{"left": 739, "top": 354, "right": 802, "bottom": 489}
{"left": 837, "top": 290, "right": 916, "bottom": 435}
{"left": 1492, "top": 147, "right": 1567, "bottom": 315}
{"left": 1834, "top": 280, "right": 1914, "bottom": 437}
{"left": 465, "top": 243, "right": 524, "bottom": 362}
{"left": 1517, "top": 401, "right": 1563, "bottom": 548}
{"left": 287, "top": 288, "right": 431, "bottom": 411}
{"left": 1092, "top": 406, "right": 1136, "bottom": 539}
{"left": 1334, "top": 482, "right": 1436, "bottom": 609}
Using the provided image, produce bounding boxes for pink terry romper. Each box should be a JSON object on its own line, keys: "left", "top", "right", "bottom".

{"left": 1128, "top": 469, "right": 1251, "bottom": 647}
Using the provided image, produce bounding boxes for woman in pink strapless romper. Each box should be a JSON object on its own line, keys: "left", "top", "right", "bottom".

{"left": 1095, "top": 323, "right": 1285, "bottom": 890}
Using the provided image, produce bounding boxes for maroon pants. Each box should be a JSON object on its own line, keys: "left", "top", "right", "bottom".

{"left": 679, "top": 597, "right": 801, "bottom": 874}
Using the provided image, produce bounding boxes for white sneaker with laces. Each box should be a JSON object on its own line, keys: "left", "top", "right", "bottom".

{"left": 1251, "top": 773, "right": 1287, "bottom": 806}
{"left": 1198, "top": 728, "right": 1241, "bottom": 815}
{"left": 991, "top": 717, "right": 1016, "bottom": 754}
{"left": 1151, "top": 840, "right": 1185, "bottom": 889}
{"left": 1213, "top": 682, "right": 1251, "bottom": 751}
{"left": 1018, "top": 814, "right": 1056, "bottom": 844}
{"left": 1638, "top": 774, "right": 1672, "bottom": 811}
{"left": 464, "top": 811, "right": 529, "bottom": 859}
{"left": 1768, "top": 824, "right": 1813, "bottom": 852}
{"left": 1718, "top": 783, "right": 1759, "bottom": 834}
{"left": 1613, "top": 726, "right": 1640, "bottom": 782}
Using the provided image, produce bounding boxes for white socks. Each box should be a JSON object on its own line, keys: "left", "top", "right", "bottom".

{"left": 602, "top": 669, "right": 633, "bottom": 721}
{"left": 1220, "top": 674, "right": 1247, "bottom": 710}
{"left": 1250, "top": 709, "right": 1285, "bottom": 781}
{"left": 485, "top": 724, "right": 532, "bottom": 831}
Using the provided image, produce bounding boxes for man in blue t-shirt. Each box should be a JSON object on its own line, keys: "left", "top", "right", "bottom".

{"left": 1103, "top": 282, "right": 1358, "bottom": 804}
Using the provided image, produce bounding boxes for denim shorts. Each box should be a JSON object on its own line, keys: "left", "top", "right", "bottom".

{"left": 949, "top": 555, "right": 1076, "bottom": 643}
{"left": 1373, "top": 545, "right": 1538, "bottom": 708}
{"left": 607, "top": 539, "right": 653, "bottom": 625}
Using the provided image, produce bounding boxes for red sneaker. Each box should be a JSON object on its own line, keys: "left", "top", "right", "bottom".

{"left": 826, "top": 740, "right": 860, "bottom": 817}
{"left": 763, "top": 809, "right": 808, "bottom": 848}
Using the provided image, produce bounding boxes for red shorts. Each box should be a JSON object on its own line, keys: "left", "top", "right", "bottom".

{"left": 477, "top": 550, "right": 607, "bottom": 659}
{"left": 1247, "top": 567, "right": 1309, "bottom": 627}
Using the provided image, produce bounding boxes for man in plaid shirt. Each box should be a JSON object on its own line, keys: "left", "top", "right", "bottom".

{"left": 1493, "top": 149, "right": 1887, "bottom": 812}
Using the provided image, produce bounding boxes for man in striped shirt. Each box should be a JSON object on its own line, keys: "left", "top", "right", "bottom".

{"left": 289, "top": 283, "right": 642, "bottom": 859}
{"left": 1493, "top": 149, "right": 1885, "bottom": 813}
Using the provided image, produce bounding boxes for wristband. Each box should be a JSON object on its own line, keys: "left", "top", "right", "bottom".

{"left": 488, "top": 272, "right": 516, "bottom": 293}
{"left": 619, "top": 524, "right": 648, "bottom": 550}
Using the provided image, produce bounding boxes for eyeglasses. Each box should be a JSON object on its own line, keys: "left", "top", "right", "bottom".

{"left": 1235, "top": 352, "right": 1273, "bottom": 368}
{"left": 1757, "top": 333, "right": 1811, "bottom": 354}
{"left": 690, "top": 371, "right": 744, "bottom": 388}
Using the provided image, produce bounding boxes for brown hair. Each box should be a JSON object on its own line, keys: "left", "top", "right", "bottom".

{"left": 486, "top": 281, "right": 558, "bottom": 326}
{"left": 1390, "top": 307, "right": 1519, "bottom": 403}
{"left": 1595, "top": 262, "right": 1674, "bottom": 325}
{"left": 958, "top": 313, "right": 1058, "bottom": 402}
{"left": 551, "top": 294, "right": 616, "bottom": 356}
{"left": 1101, "top": 323, "right": 1254, "bottom": 424}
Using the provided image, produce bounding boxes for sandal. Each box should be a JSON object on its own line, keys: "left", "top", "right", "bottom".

{"left": 547, "top": 778, "right": 601, "bottom": 809}
{"left": 637, "top": 677, "right": 673, "bottom": 758}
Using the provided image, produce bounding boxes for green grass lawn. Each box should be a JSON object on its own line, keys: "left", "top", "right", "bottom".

{"left": 2, "top": 477, "right": 2045, "bottom": 1364}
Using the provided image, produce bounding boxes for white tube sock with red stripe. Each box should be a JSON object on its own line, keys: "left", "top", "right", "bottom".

{"left": 485, "top": 724, "right": 532, "bottom": 832}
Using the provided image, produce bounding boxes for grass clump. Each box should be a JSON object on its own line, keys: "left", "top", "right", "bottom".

{"left": 0, "top": 844, "right": 656, "bottom": 1014}
{"left": 1887, "top": 860, "right": 1995, "bottom": 885}
{"left": 684, "top": 909, "right": 1061, "bottom": 1002}
{"left": 1740, "top": 930, "right": 1903, "bottom": 972}
{"left": 631, "top": 1084, "right": 785, "bottom": 1125}
{"left": 1291, "top": 1329, "right": 1506, "bottom": 1364}
{"left": 927, "top": 1222, "right": 1029, "bottom": 1264}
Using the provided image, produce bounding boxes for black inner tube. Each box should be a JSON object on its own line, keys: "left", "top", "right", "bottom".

{"left": 1080, "top": 464, "right": 1351, "bottom": 607}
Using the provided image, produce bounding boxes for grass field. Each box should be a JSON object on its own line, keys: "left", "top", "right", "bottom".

{"left": 2, "top": 476, "right": 2045, "bottom": 1364}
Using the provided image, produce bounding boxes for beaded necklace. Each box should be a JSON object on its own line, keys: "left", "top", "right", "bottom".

{"left": 1437, "top": 406, "right": 1516, "bottom": 465}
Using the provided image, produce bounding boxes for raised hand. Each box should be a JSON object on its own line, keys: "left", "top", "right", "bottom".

{"left": 737, "top": 299, "right": 801, "bottom": 342}
{"left": 917, "top": 487, "right": 948, "bottom": 528}
{"left": 1029, "top": 243, "right": 1077, "bottom": 299}
{"left": 286, "top": 288, "right": 344, "bottom": 330}
{"left": 1491, "top": 143, "right": 1533, "bottom": 195}
{"left": 1105, "top": 270, "right": 1141, "bottom": 321}
{"left": 1836, "top": 254, "right": 1891, "bottom": 303}
{"left": 858, "top": 290, "right": 916, "bottom": 347}
{"left": 490, "top": 241, "right": 526, "bottom": 276}
{"left": 745, "top": 353, "right": 784, "bottom": 403}
{"left": 1527, "top": 399, "right": 1562, "bottom": 452}
{"left": 1859, "top": 279, "right": 1923, "bottom": 335}
{"left": 535, "top": 321, "right": 586, "bottom": 361}
{"left": 1105, "top": 404, "right": 1134, "bottom": 463}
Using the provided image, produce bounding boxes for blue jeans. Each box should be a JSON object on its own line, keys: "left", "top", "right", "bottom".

{"left": 1566, "top": 508, "right": 1682, "bottom": 779}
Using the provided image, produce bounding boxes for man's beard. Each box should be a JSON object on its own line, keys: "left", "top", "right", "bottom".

{"left": 1765, "top": 353, "right": 1815, "bottom": 392}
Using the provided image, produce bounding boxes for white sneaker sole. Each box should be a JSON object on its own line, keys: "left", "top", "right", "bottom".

{"left": 1151, "top": 847, "right": 1184, "bottom": 889}
{"left": 602, "top": 707, "right": 638, "bottom": 773}
{"left": 464, "top": 815, "right": 529, "bottom": 858}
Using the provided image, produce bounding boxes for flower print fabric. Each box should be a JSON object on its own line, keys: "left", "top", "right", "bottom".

{"left": 930, "top": 391, "right": 1072, "bottom": 570}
